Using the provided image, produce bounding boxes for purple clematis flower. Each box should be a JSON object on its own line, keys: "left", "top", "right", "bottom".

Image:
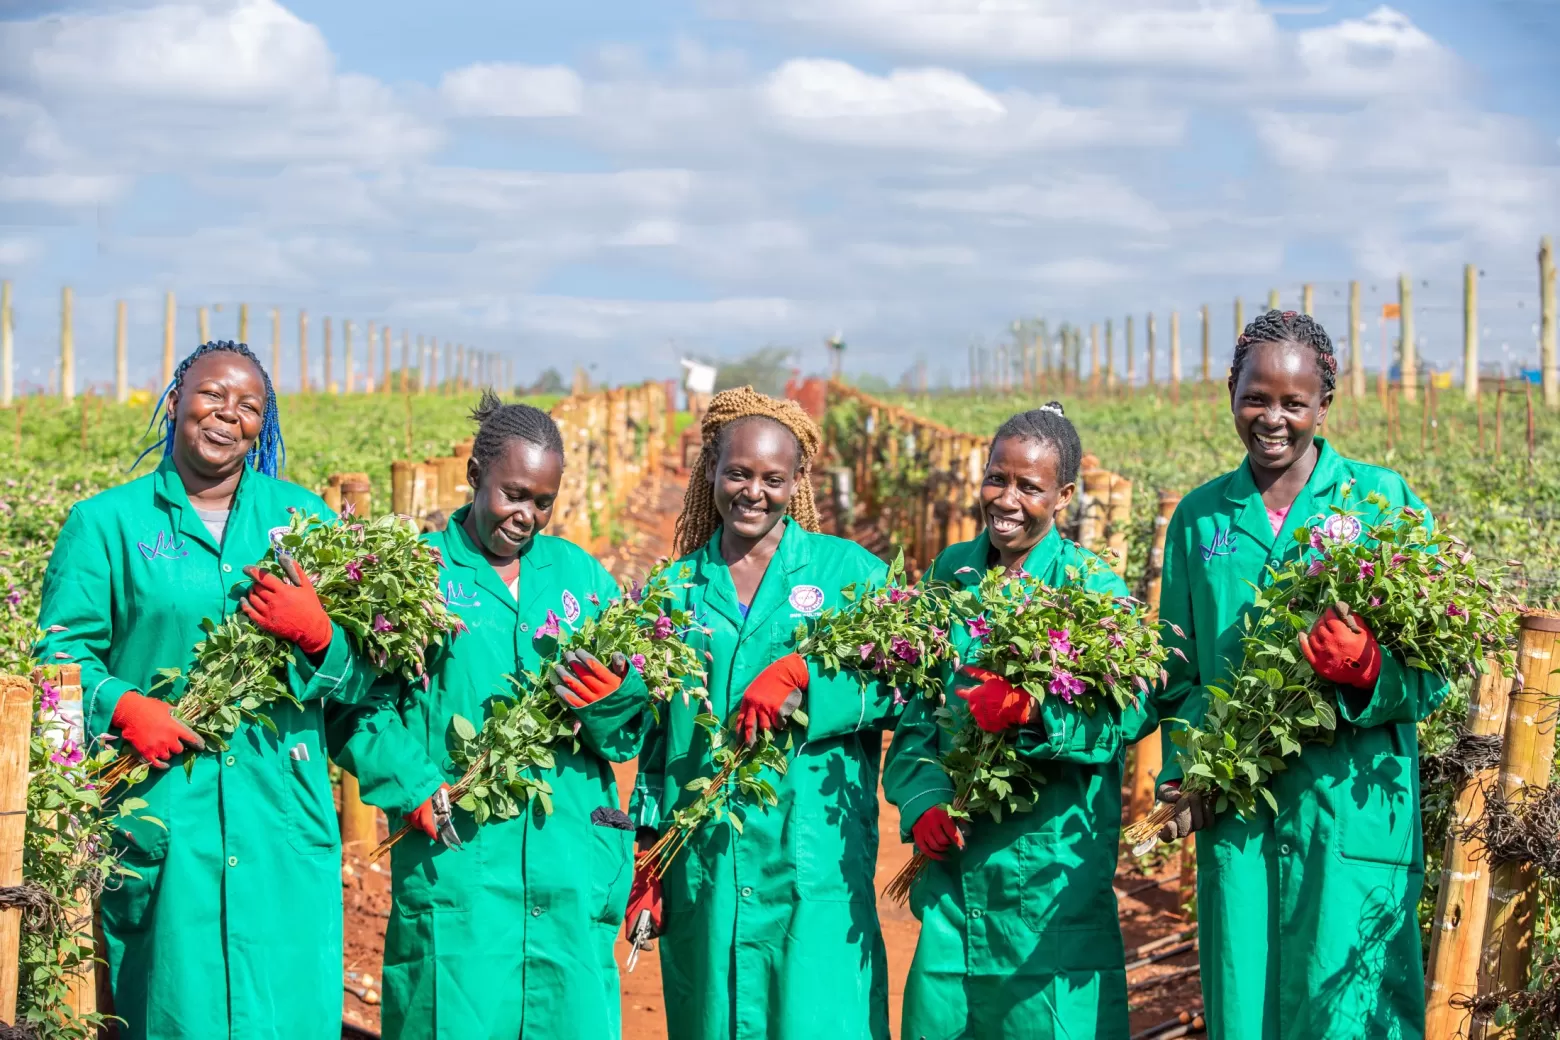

{"left": 345, "top": 560, "right": 364, "bottom": 582}
{"left": 1358, "top": 561, "right": 1376, "bottom": 580}
{"left": 1109, "top": 632, "right": 1126, "bottom": 649}
{"left": 887, "top": 587, "right": 911, "bottom": 604}
{"left": 39, "top": 681, "right": 59, "bottom": 712}
{"left": 1390, "top": 553, "right": 1408, "bottom": 568}
{"left": 1310, "top": 528, "right": 1326, "bottom": 550}
{"left": 966, "top": 616, "right": 992, "bottom": 641}
{"left": 630, "top": 653, "right": 647, "bottom": 671}
{"left": 1048, "top": 628, "right": 1074, "bottom": 658}
{"left": 1049, "top": 670, "right": 1085, "bottom": 705}
{"left": 652, "top": 615, "right": 675, "bottom": 640}
{"left": 859, "top": 642, "right": 876, "bottom": 661}
{"left": 51, "top": 740, "right": 83, "bottom": 767}
{"left": 1369, "top": 596, "right": 1382, "bottom": 607}
{"left": 373, "top": 614, "right": 395, "bottom": 633}
{"left": 1306, "top": 559, "right": 1326, "bottom": 577}
{"left": 588, "top": 592, "right": 600, "bottom": 606}
{"left": 1447, "top": 602, "right": 1468, "bottom": 619}
{"left": 538, "top": 610, "right": 562, "bottom": 639}
{"left": 890, "top": 637, "right": 920, "bottom": 664}
{"left": 4, "top": 587, "right": 20, "bottom": 607}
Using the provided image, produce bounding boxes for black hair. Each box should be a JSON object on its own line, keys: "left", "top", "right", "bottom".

{"left": 469, "top": 389, "right": 564, "bottom": 471}
{"left": 1230, "top": 309, "right": 1337, "bottom": 396}
{"left": 715, "top": 414, "right": 804, "bottom": 471}
{"left": 136, "top": 340, "right": 283, "bottom": 476}
{"left": 990, "top": 401, "right": 1082, "bottom": 485}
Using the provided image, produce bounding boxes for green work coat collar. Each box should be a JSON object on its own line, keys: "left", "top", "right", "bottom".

{"left": 693, "top": 516, "right": 812, "bottom": 638}
{"left": 943, "top": 525, "right": 1064, "bottom": 587}
{"left": 1223, "top": 437, "right": 1347, "bottom": 558}
{"left": 440, "top": 504, "right": 555, "bottom": 621}
{"left": 151, "top": 454, "right": 266, "bottom": 556}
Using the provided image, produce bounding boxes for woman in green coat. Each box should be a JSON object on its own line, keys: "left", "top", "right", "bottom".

{"left": 627, "top": 386, "right": 901, "bottom": 1040}
{"left": 1149, "top": 310, "right": 1446, "bottom": 1040}
{"left": 334, "top": 391, "right": 652, "bottom": 1040}
{"left": 882, "top": 402, "right": 1136, "bottom": 1040}
{"left": 38, "top": 341, "right": 375, "bottom": 1040}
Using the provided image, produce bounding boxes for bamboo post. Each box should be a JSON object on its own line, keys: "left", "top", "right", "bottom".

{"left": 1541, "top": 236, "right": 1557, "bottom": 409}
{"left": 1465, "top": 264, "right": 1479, "bottom": 401}
{"left": 1089, "top": 324, "right": 1101, "bottom": 395}
{"left": 382, "top": 325, "right": 392, "bottom": 397}
{"left": 1301, "top": 283, "right": 1313, "bottom": 316}
{"left": 298, "top": 310, "right": 309, "bottom": 393}
{"left": 197, "top": 306, "right": 209, "bottom": 346}
{"left": 1124, "top": 316, "right": 1136, "bottom": 391}
{"left": 1349, "top": 281, "right": 1364, "bottom": 399}
{"left": 114, "top": 300, "right": 128, "bottom": 403}
{"left": 238, "top": 302, "right": 248, "bottom": 345}
{"left": 60, "top": 286, "right": 75, "bottom": 404}
{"left": 161, "top": 291, "right": 176, "bottom": 386}
{"left": 1400, "top": 273, "right": 1417, "bottom": 403}
{"left": 1474, "top": 611, "right": 1560, "bottom": 1036}
{"left": 324, "top": 317, "right": 333, "bottom": 393}
{"left": 344, "top": 321, "right": 354, "bottom": 394}
{"left": 0, "top": 674, "right": 35, "bottom": 1023}
{"left": 1146, "top": 314, "right": 1156, "bottom": 390}
{"left": 365, "top": 321, "right": 376, "bottom": 392}
{"left": 1234, "top": 297, "right": 1244, "bottom": 341}
{"left": 400, "top": 330, "right": 409, "bottom": 394}
{"left": 0, "top": 280, "right": 10, "bottom": 407}
{"left": 1126, "top": 489, "right": 1182, "bottom": 826}
{"left": 429, "top": 339, "right": 439, "bottom": 395}
{"left": 329, "top": 460, "right": 382, "bottom": 845}
{"left": 1104, "top": 320, "right": 1115, "bottom": 389}
{"left": 1169, "top": 311, "right": 1181, "bottom": 403}
{"left": 1105, "top": 476, "right": 1132, "bottom": 578}
{"left": 1423, "top": 662, "right": 1512, "bottom": 1036}
{"left": 1266, "top": 288, "right": 1279, "bottom": 311}
{"left": 1200, "top": 305, "right": 1210, "bottom": 383}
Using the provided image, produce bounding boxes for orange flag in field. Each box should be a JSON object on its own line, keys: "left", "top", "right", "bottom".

{"left": 1382, "top": 302, "right": 1401, "bottom": 319}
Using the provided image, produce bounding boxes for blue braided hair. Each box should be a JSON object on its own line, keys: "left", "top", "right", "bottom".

{"left": 134, "top": 340, "right": 285, "bottom": 477}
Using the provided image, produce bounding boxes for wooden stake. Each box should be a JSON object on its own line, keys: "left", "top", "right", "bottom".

{"left": 323, "top": 317, "right": 333, "bottom": 393}
{"left": 1301, "top": 283, "right": 1313, "bottom": 316}
{"left": 1146, "top": 314, "right": 1156, "bottom": 391}
{"left": 400, "top": 330, "right": 409, "bottom": 394}
{"left": 115, "top": 300, "right": 128, "bottom": 403}
{"left": 1169, "top": 311, "right": 1181, "bottom": 403}
{"left": 0, "top": 280, "right": 11, "bottom": 408}
{"left": 1126, "top": 489, "right": 1181, "bottom": 826}
{"left": 1266, "top": 288, "right": 1279, "bottom": 311}
{"left": 1349, "top": 280, "right": 1364, "bottom": 399}
{"left": 161, "top": 291, "right": 175, "bottom": 386}
{"left": 1400, "top": 273, "right": 1417, "bottom": 404}
{"left": 238, "top": 302, "right": 249, "bottom": 345}
{"left": 1200, "top": 304, "right": 1210, "bottom": 384}
{"left": 1541, "top": 235, "right": 1557, "bottom": 409}
{"left": 60, "top": 286, "right": 75, "bottom": 405}
{"left": 1089, "top": 324, "right": 1100, "bottom": 396}
{"left": 1234, "top": 297, "right": 1244, "bottom": 343}
{"left": 1495, "top": 377, "right": 1505, "bottom": 457}
{"left": 298, "top": 310, "right": 309, "bottom": 394}
{"left": 0, "top": 675, "right": 36, "bottom": 1023}
{"left": 1465, "top": 264, "right": 1480, "bottom": 401}
{"left": 1525, "top": 380, "right": 1535, "bottom": 481}
{"left": 383, "top": 325, "right": 392, "bottom": 397}
{"left": 365, "top": 321, "right": 376, "bottom": 392}
{"left": 198, "top": 305, "right": 209, "bottom": 347}
{"left": 344, "top": 320, "right": 354, "bottom": 394}
{"left": 1424, "top": 663, "right": 1511, "bottom": 1037}
{"left": 1473, "top": 612, "right": 1560, "bottom": 1035}
{"left": 1125, "top": 315, "right": 1136, "bottom": 390}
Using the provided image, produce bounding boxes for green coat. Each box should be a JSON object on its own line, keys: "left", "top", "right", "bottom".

{"left": 630, "top": 518, "right": 900, "bottom": 1040}
{"left": 882, "top": 528, "right": 1134, "bottom": 1040}
{"left": 36, "top": 457, "right": 374, "bottom": 1040}
{"left": 334, "top": 505, "right": 651, "bottom": 1040}
{"left": 1153, "top": 439, "right": 1445, "bottom": 1040}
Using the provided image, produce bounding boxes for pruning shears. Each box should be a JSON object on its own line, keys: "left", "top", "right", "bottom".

{"left": 625, "top": 909, "right": 655, "bottom": 972}
{"left": 431, "top": 786, "right": 463, "bottom": 850}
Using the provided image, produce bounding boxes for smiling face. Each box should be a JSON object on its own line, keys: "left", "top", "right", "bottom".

{"left": 980, "top": 435, "right": 1076, "bottom": 564}
{"left": 466, "top": 438, "right": 563, "bottom": 558}
{"left": 1229, "top": 339, "right": 1331, "bottom": 476}
{"left": 166, "top": 351, "right": 267, "bottom": 480}
{"left": 707, "top": 417, "right": 802, "bottom": 545}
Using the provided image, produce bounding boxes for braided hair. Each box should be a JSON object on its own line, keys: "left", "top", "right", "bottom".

{"left": 1230, "top": 309, "right": 1337, "bottom": 395}
{"left": 673, "top": 386, "right": 823, "bottom": 557}
{"left": 136, "top": 340, "right": 284, "bottom": 476}
{"left": 991, "top": 401, "right": 1083, "bottom": 485}
{"left": 469, "top": 389, "right": 564, "bottom": 473}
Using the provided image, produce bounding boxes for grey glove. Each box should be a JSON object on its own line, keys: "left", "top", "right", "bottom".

{"left": 1156, "top": 782, "right": 1208, "bottom": 843}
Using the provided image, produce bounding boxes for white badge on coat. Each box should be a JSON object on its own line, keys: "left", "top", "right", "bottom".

{"left": 561, "top": 590, "right": 581, "bottom": 625}
{"left": 1321, "top": 513, "right": 1362, "bottom": 543}
{"left": 288, "top": 742, "right": 310, "bottom": 762}
{"left": 788, "top": 584, "right": 825, "bottom": 615}
{"left": 267, "top": 525, "right": 290, "bottom": 546}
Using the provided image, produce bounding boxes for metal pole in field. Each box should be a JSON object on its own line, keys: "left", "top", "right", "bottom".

{"left": 298, "top": 310, "right": 309, "bottom": 393}
{"left": 1349, "top": 281, "right": 1364, "bottom": 399}
{"left": 162, "top": 291, "right": 176, "bottom": 386}
{"left": 1464, "top": 264, "right": 1479, "bottom": 401}
{"left": 1399, "top": 273, "right": 1417, "bottom": 403}
{"left": 0, "top": 280, "right": 10, "bottom": 407}
{"left": 60, "top": 286, "right": 75, "bottom": 404}
{"left": 1541, "top": 235, "right": 1557, "bottom": 409}
{"left": 115, "top": 300, "right": 128, "bottom": 403}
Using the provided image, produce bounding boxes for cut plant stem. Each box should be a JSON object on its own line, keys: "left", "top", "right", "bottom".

{"left": 369, "top": 750, "right": 489, "bottom": 862}
{"left": 882, "top": 741, "right": 996, "bottom": 904}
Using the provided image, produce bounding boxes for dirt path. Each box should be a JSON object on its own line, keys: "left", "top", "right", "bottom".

{"left": 340, "top": 465, "right": 1205, "bottom": 1039}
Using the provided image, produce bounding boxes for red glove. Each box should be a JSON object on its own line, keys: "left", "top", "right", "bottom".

{"left": 734, "top": 653, "right": 809, "bottom": 744}
{"left": 911, "top": 805, "right": 965, "bottom": 862}
{"left": 552, "top": 650, "right": 627, "bottom": 708}
{"left": 241, "top": 564, "right": 332, "bottom": 656}
{"left": 623, "top": 862, "right": 663, "bottom": 941}
{"left": 406, "top": 783, "right": 453, "bottom": 842}
{"left": 956, "top": 666, "right": 1035, "bottom": 732}
{"left": 1299, "top": 601, "right": 1381, "bottom": 688}
{"left": 110, "top": 690, "right": 204, "bottom": 768}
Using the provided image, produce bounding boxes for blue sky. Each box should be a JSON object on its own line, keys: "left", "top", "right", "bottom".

{"left": 0, "top": 0, "right": 1556, "bottom": 393}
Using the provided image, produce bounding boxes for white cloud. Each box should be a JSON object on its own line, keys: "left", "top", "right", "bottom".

{"left": 767, "top": 59, "right": 1005, "bottom": 122}
{"left": 1293, "top": 6, "right": 1458, "bottom": 100}
{"left": 903, "top": 176, "right": 1169, "bottom": 232}
{"left": 0, "top": 173, "right": 125, "bottom": 207}
{"left": 440, "top": 63, "right": 585, "bottom": 118}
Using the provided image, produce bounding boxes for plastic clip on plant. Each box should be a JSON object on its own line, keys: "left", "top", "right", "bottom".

{"left": 371, "top": 562, "right": 707, "bottom": 859}
{"left": 884, "top": 563, "right": 1165, "bottom": 902}
{"left": 96, "top": 509, "right": 460, "bottom": 792}
{"left": 637, "top": 555, "right": 959, "bottom": 881}
{"left": 1123, "top": 496, "right": 1519, "bottom": 854}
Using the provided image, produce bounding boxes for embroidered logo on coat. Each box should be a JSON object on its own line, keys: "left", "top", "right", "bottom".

{"left": 1321, "top": 514, "right": 1363, "bottom": 544}
{"left": 788, "top": 585, "right": 825, "bottom": 614}
{"left": 1200, "top": 529, "right": 1238, "bottom": 562}
{"left": 267, "top": 526, "right": 290, "bottom": 546}
{"left": 443, "top": 580, "right": 481, "bottom": 609}
{"left": 137, "top": 531, "right": 188, "bottom": 562}
{"left": 561, "top": 590, "right": 581, "bottom": 625}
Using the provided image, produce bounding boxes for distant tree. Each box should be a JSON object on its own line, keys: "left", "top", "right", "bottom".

{"left": 529, "top": 367, "right": 565, "bottom": 395}
{"left": 713, "top": 346, "right": 795, "bottom": 397}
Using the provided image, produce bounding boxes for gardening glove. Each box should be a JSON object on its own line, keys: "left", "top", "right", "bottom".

{"left": 1155, "top": 781, "right": 1208, "bottom": 843}
{"left": 956, "top": 666, "right": 1036, "bottom": 732}
{"left": 110, "top": 690, "right": 204, "bottom": 768}
{"left": 1299, "top": 600, "right": 1382, "bottom": 688}
{"left": 911, "top": 805, "right": 966, "bottom": 862}
{"left": 241, "top": 561, "right": 332, "bottom": 656}
{"left": 406, "top": 783, "right": 461, "bottom": 849}
{"left": 623, "top": 862, "right": 664, "bottom": 942}
{"left": 735, "top": 653, "right": 809, "bottom": 745}
{"left": 552, "top": 649, "right": 629, "bottom": 709}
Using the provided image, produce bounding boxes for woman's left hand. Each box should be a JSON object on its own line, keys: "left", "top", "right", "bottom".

{"left": 552, "top": 650, "right": 629, "bottom": 708}
{"left": 735, "top": 653, "right": 809, "bottom": 744}
{"left": 241, "top": 565, "right": 332, "bottom": 655}
{"left": 956, "top": 666, "right": 1035, "bottom": 732}
{"left": 1299, "top": 601, "right": 1381, "bottom": 688}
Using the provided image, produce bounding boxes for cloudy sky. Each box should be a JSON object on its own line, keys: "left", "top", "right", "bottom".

{"left": 1, "top": 0, "right": 1557, "bottom": 391}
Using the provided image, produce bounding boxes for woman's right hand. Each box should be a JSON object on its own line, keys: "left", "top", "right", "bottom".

{"left": 624, "top": 862, "right": 663, "bottom": 942}
{"left": 110, "top": 690, "right": 205, "bottom": 768}
{"left": 1155, "top": 781, "right": 1208, "bottom": 842}
{"left": 911, "top": 805, "right": 965, "bottom": 861}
